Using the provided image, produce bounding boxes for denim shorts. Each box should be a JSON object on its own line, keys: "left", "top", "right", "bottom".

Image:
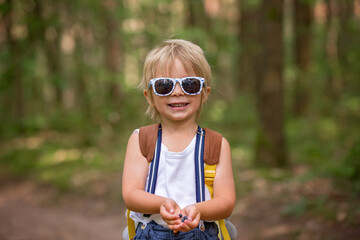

{"left": 134, "top": 220, "right": 219, "bottom": 240}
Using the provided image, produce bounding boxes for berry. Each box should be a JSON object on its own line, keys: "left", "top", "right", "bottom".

{"left": 181, "top": 216, "right": 188, "bottom": 222}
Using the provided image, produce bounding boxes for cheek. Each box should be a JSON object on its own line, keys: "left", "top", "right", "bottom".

{"left": 192, "top": 96, "right": 203, "bottom": 108}
{"left": 150, "top": 91, "right": 164, "bottom": 108}
{"left": 152, "top": 95, "right": 166, "bottom": 108}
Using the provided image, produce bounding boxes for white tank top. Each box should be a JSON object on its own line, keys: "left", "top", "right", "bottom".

{"left": 129, "top": 129, "right": 211, "bottom": 228}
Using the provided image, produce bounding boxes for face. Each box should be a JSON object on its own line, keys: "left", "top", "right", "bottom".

{"left": 144, "top": 59, "right": 210, "bottom": 124}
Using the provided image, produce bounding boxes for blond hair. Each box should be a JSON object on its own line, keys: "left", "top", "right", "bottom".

{"left": 140, "top": 39, "right": 211, "bottom": 121}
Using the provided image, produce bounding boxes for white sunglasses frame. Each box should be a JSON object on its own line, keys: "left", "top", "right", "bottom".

{"left": 148, "top": 77, "right": 205, "bottom": 96}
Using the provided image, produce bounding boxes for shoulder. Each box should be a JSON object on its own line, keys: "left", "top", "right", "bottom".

{"left": 220, "top": 136, "right": 231, "bottom": 155}
{"left": 216, "top": 136, "right": 232, "bottom": 170}
{"left": 129, "top": 124, "right": 159, "bottom": 142}
{"left": 127, "top": 130, "right": 140, "bottom": 149}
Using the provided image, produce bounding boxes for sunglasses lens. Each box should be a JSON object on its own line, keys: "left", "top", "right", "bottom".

{"left": 154, "top": 78, "right": 174, "bottom": 95}
{"left": 182, "top": 78, "right": 201, "bottom": 94}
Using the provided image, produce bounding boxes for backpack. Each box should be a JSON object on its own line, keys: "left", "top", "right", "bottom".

{"left": 125, "top": 124, "right": 234, "bottom": 240}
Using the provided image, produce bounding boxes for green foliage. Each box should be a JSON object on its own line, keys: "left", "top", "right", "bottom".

{"left": 282, "top": 198, "right": 308, "bottom": 217}
{"left": 202, "top": 95, "right": 257, "bottom": 146}
{"left": 241, "top": 0, "right": 262, "bottom": 10}
{"left": 0, "top": 129, "right": 126, "bottom": 191}
{"left": 331, "top": 138, "right": 360, "bottom": 184}
{"left": 257, "top": 168, "right": 292, "bottom": 182}
{"left": 282, "top": 196, "right": 329, "bottom": 217}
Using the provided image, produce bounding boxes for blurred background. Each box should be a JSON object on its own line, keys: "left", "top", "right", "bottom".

{"left": 0, "top": 0, "right": 359, "bottom": 239}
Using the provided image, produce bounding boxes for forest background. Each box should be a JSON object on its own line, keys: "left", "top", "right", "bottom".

{"left": 0, "top": 0, "right": 359, "bottom": 239}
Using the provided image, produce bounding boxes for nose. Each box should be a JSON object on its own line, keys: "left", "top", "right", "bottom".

{"left": 171, "top": 82, "right": 184, "bottom": 96}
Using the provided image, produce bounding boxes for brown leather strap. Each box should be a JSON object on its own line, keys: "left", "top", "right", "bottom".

{"left": 138, "top": 124, "right": 222, "bottom": 165}
{"left": 139, "top": 123, "right": 160, "bottom": 162}
{"left": 203, "top": 128, "right": 222, "bottom": 165}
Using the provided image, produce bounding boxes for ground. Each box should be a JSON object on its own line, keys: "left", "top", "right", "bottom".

{"left": 1, "top": 170, "right": 360, "bottom": 240}
{"left": 0, "top": 178, "right": 124, "bottom": 240}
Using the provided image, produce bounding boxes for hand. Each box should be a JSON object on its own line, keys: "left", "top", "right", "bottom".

{"left": 160, "top": 199, "right": 181, "bottom": 232}
{"left": 177, "top": 204, "right": 201, "bottom": 232}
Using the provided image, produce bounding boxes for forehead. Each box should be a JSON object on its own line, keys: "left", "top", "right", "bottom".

{"left": 154, "top": 58, "right": 195, "bottom": 77}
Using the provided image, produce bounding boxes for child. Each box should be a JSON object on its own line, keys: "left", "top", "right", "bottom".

{"left": 122, "top": 39, "right": 235, "bottom": 239}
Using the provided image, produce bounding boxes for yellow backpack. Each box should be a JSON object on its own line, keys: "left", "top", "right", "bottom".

{"left": 126, "top": 124, "right": 231, "bottom": 239}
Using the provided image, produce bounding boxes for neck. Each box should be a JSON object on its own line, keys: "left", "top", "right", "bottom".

{"left": 159, "top": 118, "right": 198, "bottom": 152}
{"left": 160, "top": 118, "right": 198, "bottom": 135}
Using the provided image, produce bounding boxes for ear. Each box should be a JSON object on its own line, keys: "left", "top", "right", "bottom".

{"left": 202, "top": 86, "right": 211, "bottom": 103}
{"left": 144, "top": 90, "right": 155, "bottom": 107}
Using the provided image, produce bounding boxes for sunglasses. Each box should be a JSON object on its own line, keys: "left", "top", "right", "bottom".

{"left": 148, "top": 77, "right": 205, "bottom": 96}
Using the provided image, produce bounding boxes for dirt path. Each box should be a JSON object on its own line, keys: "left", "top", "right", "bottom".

{"left": 0, "top": 180, "right": 126, "bottom": 240}
{"left": 1, "top": 176, "right": 359, "bottom": 240}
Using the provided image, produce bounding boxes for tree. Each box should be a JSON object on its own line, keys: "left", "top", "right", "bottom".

{"left": 293, "top": 0, "right": 313, "bottom": 115}
{"left": 2, "top": 0, "right": 24, "bottom": 121}
{"left": 103, "top": 0, "right": 124, "bottom": 104}
{"left": 185, "top": 0, "right": 211, "bottom": 30}
{"left": 239, "top": 0, "right": 287, "bottom": 167}
{"left": 238, "top": 0, "right": 260, "bottom": 91}
{"left": 337, "top": 0, "right": 358, "bottom": 93}
{"left": 325, "top": 0, "right": 358, "bottom": 99}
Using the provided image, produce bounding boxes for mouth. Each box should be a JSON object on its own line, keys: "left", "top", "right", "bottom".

{"left": 168, "top": 103, "right": 189, "bottom": 107}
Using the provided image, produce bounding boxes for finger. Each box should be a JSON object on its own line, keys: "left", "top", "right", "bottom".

{"left": 165, "top": 218, "right": 181, "bottom": 226}
{"left": 163, "top": 200, "right": 182, "bottom": 216}
{"left": 161, "top": 210, "right": 181, "bottom": 228}
{"left": 177, "top": 221, "right": 193, "bottom": 232}
{"left": 180, "top": 214, "right": 199, "bottom": 230}
{"left": 160, "top": 206, "right": 179, "bottom": 221}
{"left": 174, "top": 215, "right": 194, "bottom": 232}
{"left": 184, "top": 218, "right": 199, "bottom": 230}
{"left": 167, "top": 222, "right": 182, "bottom": 232}
{"left": 186, "top": 208, "right": 200, "bottom": 225}
{"left": 163, "top": 201, "right": 176, "bottom": 214}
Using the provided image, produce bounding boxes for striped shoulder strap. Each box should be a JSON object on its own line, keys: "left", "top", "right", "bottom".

{"left": 147, "top": 125, "right": 205, "bottom": 199}
{"left": 146, "top": 125, "right": 162, "bottom": 194}
{"left": 196, "top": 127, "right": 231, "bottom": 239}
{"left": 195, "top": 127, "right": 206, "bottom": 231}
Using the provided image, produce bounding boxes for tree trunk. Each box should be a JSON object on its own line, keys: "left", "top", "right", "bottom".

{"left": 103, "top": 0, "right": 124, "bottom": 104}
{"left": 325, "top": 0, "right": 356, "bottom": 99}
{"left": 238, "top": 0, "right": 261, "bottom": 92}
{"left": 74, "top": 40, "right": 92, "bottom": 118}
{"left": 325, "top": 0, "right": 342, "bottom": 99}
{"left": 293, "top": 0, "right": 313, "bottom": 116}
{"left": 3, "top": 0, "right": 24, "bottom": 121}
{"left": 337, "top": 0, "right": 355, "bottom": 90}
{"left": 33, "top": 0, "right": 63, "bottom": 106}
{"left": 185, "top": 0, "right": 211, "bottom": 29}
{"left": 254, "top": 0, "right": 287, "bottom": 167}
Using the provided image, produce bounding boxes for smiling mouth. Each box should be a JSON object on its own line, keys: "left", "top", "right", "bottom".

{"left": 169, "top": 103, "right": 188, "bottom": 107}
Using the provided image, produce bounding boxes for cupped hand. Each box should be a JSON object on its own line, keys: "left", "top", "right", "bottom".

{"left": 176, "top": 204, "right": 201, "bottom": 232}
{"left": 160, "top": 199, "right": 181, "bottom": 232}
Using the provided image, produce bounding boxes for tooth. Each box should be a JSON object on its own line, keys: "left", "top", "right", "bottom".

{"left": 170, "top": 103, "right": 187, "bottom": 107}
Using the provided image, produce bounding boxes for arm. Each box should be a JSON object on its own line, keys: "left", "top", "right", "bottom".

{"left": 122, "top": 131, "right": 168, "bottom": 214}
{"left": 122, "top": 131, "right": 187, "bottom": 232}
{"left": 174, "top": 137, "right": 235, "bottom": 232}
{"left": 188, "top": 137, "right": 236, "bottom": 221}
